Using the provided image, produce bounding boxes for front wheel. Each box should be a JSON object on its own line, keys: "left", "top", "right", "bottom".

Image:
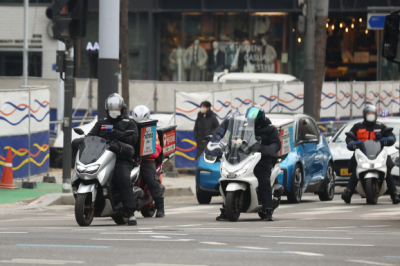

{"left": 365, "top": 178, "right": 380, "bottom": 205}
{"left": 75, "top": 193, "right": 94, "bottom": 226}
{"left": 141, "top": 206, "right": 156, "bottom": 218}
{"left": 319, "top": 163, "right": 335, "bottom": 201}
{"left": 225, "top": 191, "right": 241, "bottom": 222}
{"left": 196, "top": 192, "right": 212, "bottom": 204}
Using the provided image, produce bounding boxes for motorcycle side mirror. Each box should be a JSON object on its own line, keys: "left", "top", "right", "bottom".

{"left": 124, "top": 130, "right": 135, "bottom": 137}
{"left": 345, "top": 132, "right": 357, "bottom": 139}
{"left": 73, "top": 128, "right": 85, "bottom": 135}
{"left": 203, "top": 135, "right": 213, "bottom": 143}
{"left": 382, "top": 127, "right": 394, "bottom": 134}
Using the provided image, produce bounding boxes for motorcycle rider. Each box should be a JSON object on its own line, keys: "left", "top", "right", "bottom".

{"left": 132, "top": 105, "right": 165, "bottom": 218}
{"left": 216, "top": 106, "right": 281, "bottom": 221}
{"left": 87, "top": 93, "right": 139, "bottom": 225}
{"left": 341, "top": 105, "right": 400, "bottom": 204}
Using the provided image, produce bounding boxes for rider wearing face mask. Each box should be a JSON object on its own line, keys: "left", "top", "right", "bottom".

{"left": 342, "top": 105, "right": 400, "bottom": 204}
{"left": 87, "top": 93, "right": 140, "bottom": 225}
{"left": 193, "top": 101, "right": 219, "bottom": 159}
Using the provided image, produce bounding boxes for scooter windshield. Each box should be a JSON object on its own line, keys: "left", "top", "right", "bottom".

{"left": 79, "top": 136, "right": 107, "bottom": 165}
{"left": 221, "top": 116, "right": 257, "bottom": 166}
{"left": 360, "top": 140, "right": 382, "bottom": 160}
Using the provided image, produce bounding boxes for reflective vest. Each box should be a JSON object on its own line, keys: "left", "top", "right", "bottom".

{"left": 356, "top": 128, "right": 376, "bottom": 142}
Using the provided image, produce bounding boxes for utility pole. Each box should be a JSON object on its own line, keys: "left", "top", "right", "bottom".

{"left": 23, "top": 0, "right": 28, "bottom": 86}
{"left": 98, "top": 0, "right": 120, "bottom": 119}
{"left": 303, "top": 0, "right": 315, "bottom": 117}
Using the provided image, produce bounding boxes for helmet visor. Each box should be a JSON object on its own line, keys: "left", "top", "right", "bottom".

{"left": 246, "top": 107, "right": 261, "bottom": 119}
{"left": 106, "top": 95, "right": 123, "bottom": 110}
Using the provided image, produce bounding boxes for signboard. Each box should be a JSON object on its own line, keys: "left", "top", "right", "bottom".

{"left": 367, "top": 13, "right": 388, "bottom": 29}
{"left": 140, "top": 126, "right": 156, "bottom": 156}
{"left": 163, "top": 129, "right": 176, "bottom": 156}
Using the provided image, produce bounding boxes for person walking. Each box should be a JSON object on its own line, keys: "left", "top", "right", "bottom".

{"left": 193, "top": 101, "right": 219, "bottom": 159}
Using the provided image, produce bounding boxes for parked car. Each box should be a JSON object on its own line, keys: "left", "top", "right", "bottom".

{"left": 195, "top": 113, "right": 335, "bottom": 204}
{"left": 329, "top": 117, "right": 400, "bottom": 187}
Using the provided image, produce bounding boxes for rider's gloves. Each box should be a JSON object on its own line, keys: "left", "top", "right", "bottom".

{"left": 375, "top": 133, "right": 382, "bottom": 140}
{"left": 108, "top": 129, "right": 124, "bottom": 141}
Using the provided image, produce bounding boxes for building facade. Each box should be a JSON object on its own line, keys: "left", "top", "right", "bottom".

{"left": 1, "top": 0, "right": 400, "bottom": 81}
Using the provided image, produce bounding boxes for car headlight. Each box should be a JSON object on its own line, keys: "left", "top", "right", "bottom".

{"left": 76, "top": 164, "right": 100, "bottom": 174}
{"left": 204, "top": 153, "right": 217, "bottom": 163}
{"left": 391, "top": 153, "right": 399, "bottom": 167}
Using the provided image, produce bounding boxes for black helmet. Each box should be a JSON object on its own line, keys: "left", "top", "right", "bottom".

{"left": 105, "top": 93, "right": 126, "bottom": 119}
{"left": 245, "top": 105, "right": 265, "bottom": 128}
{"left": 363, "top": 105, "right": 377, "bottom": 123}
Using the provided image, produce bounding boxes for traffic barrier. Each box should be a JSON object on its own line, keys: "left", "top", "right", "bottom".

{"left": 0, "top": 149, "right": 17, "bottom": 189}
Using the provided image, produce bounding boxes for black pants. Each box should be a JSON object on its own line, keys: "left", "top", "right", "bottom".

{"left": 254, "top": 165, "right": 273, "bottom": 210}
{"left": 140, "top": 160, "right": 164, "bottom": 207}
{"left": 347, "top": 169, "right": 397, "bottom": 194}
{"left": 113, "top": 160, "right": 136, "bottom": 213}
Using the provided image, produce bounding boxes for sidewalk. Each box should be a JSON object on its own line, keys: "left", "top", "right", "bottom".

{"left": 0, "top": 183, "right": 62, "bottom": 204}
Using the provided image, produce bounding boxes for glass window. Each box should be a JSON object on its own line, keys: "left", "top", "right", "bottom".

{"left": 297, "top": 118, "right": 318, "bottom": 141}
{"left": 0, "top": 0, "right": 52, "bottom": 3}
{"left": 0, "top": 52, "right": 41, "bottom": 77}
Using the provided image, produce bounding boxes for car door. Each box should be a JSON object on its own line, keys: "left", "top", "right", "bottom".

{"left": 297, "top": 118, "right": 318, "bottom": 187}
{"left": 309, "top": 119, "right": 325, "bottom": 180}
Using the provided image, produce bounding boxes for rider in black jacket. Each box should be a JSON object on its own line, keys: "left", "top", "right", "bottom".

{"left": 216, "top": 106, "right": 281, "bottom": 221}
{"left": 341, "top": 105, "right": 400, "bottom": 204}
{"left": 87, "top": 93, "right": 140, "bottom": 225}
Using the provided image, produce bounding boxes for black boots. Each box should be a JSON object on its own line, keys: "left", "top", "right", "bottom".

{"left": 127, "top": 212, "right": 137, "bottom": 226}
{"left": 216, "top": 208, "right": 227, "bottom": 221}
{"left": 155, "top": 198, "right": 165, "bottom": 218}
{"left": 391, "top": 192, "right": 400, "bottom": 204}
{"left": 263, "top": 208, "right": 274, "bottom": 221}
{"left": 341, "top": 189, "right": 353, "bottom": 204}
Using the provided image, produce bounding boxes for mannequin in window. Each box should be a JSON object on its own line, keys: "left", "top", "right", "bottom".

{"left": 183, "top": 39, "right": 208, "bottom": 81}
{"left": 259, "top": 34, "right": 277, "bottom": 73}
{"left": 237, "top": 40, "right": 257, "bottom": 73}
{"left": 169, "top": 38, "right": 186, "bottom": 81}
{"left": 225, "top": 39, "right": 237, "bottom": 71}
{"left": 208, "top": 41, "right": 226, "bottom": 81}
{"left": 253, "top": 16, "right": 270, "bottom": 37}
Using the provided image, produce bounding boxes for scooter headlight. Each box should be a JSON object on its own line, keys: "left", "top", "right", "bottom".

{"left": 76, "top": 164, "right": 86, "bottom": 173}
{"left": 233, "top": 158, "right": 255, "bottom": 178}
{"left": 356, "top": 153, "right": 367, "bottom": 163}
{"left": 221, "top": 164, "right": 229, "bottom": 178}
{"left": 76, "top": 164, "right": 100, "bottom": 174}
{"left": 377, "top": 150, "right": 387, "bottom": 163}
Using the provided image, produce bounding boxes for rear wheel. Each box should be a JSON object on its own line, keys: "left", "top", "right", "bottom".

{"left": 287, "top": 165, "right": 303, "bottom": 203}
{"left": 141, "top": 206, "right": 156, "bottom": 217}
{"left": 112, "top": 213, "right": 128, "bottom": 225}
{"left": 319, "top": 163, "right": 335, "bottom": 201}
{"left": 225, "top": 191, "right": 241, "bottom": 222}
{"left": 75, "top": 193, "right": 94, "bottom": 226}
{"left": 365, "top": 178, "right": 379, "bottom": 205}
{"left": 196, "top": 192, "right": 212, "bottom": 204}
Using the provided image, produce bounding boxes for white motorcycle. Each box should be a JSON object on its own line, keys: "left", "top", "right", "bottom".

{"left": 346, "top": 128, "right": 395, "bottom": 204}
{"left": 218, "top": 116, "right": 283, "bottom": 222}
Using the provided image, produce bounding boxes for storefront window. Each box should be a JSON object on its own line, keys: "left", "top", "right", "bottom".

{"left": 159, "top": 12, "right": 289, "bottom": 82}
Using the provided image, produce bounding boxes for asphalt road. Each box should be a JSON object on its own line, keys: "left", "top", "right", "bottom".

{"left": 1, "top": 193, "right": 400, "bottom": 266}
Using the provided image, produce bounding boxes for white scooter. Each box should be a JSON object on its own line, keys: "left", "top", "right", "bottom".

{"left": 346, "top": 129, "right": 395, "bottom": 204}
{"left": 218, "top": 116, "right": 283, "bottom": 222}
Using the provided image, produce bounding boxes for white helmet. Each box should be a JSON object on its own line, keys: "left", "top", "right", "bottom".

{"left": 133, "top": 105, "right": 150, "bottom": 120}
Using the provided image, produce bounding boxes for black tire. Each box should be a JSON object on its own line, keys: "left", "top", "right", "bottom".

{"left": 287, "top": 165, "right": 303, "bottom": 203}
{"left": 365, "top": 178, "right": 379, "bottom": 205}
{"left": 196, "top": 192, "right": 212, "bottom": 204}
{"left": 141, "top": 207, "right": 156, "bottom": 218}
{"left": 225, "top": 191, "right": 241, "bottom": 222}
{"left": 112, "top": 213, "right": 128, "bottom": 225}
{"left": 319, "top": 163, "right": 335, "bottom": 201}
{"left": 75, "top": 193, "right": 94, "bottom": 226}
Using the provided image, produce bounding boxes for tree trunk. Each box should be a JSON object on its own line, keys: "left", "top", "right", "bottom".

{"left": 120, "top": 0, "right": 129, "bottom": 111}
{"left": 313, "top": 15, "right": 328, "bottom": 122}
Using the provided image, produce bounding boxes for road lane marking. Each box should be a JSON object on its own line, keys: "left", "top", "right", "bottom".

{"left": 348, "top": 260, "right": 393, "bottom": 265}
{"left": 92, "top": 238, "right": 194, "bottom": 242}
{"left": 261, "top": 236, "right": 352, "bottom": 240}
{"left": 292, "top": 210, "right": 352, "bottom": 215}
{"left": 0, "top": 232, "right": 27, "bottom": 234}
{"left": 139, "top": 231, "right": 153, "bottom": 233}
{"left": 305, "top": 206, "right": 360, "bottom": 211}
{"left": 118, "top": 264, "right": 208, "bottom": 266}
{"left": 151, "top": 236, "right": 171, "bottom": 239}
{"left": 279, "top": 242, "right": 373, "bottom": 247}
{"left": 197, "top": 249, "right": 323, "bottom": 256}
{"left": 200, "top": 242, "right": 227, "bottom": 245}
{"left": 188, "top": 228, "right": 236, "bottom": 230}
{"left": 177, "top": 224, "right": 202, "bottom": 227}
{"left": 15, "top": 244, "right": 110, "bottom": 248}
{"left": 362, "top": 225, "right": 391, "bottom": 228}
{"left": 328, "top": 226, "right": 357, "bottom": 229}
{"left": 236, "top": 246, "right": 270, "bottom": 250}
{"left": 100, "top": 232, "right": 188, "bottom": 236}
{"left": 384, "top": 256, "right": 400, "bottom": 259}
{"left": 0, "top": 259, "right": 85, "bottom": 265}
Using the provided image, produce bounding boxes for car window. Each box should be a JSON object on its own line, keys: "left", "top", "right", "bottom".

{"left": 297, "top": 118, "right": 318, "bottom": 141}
{"left": 333, "top": 121, "right": 400, "bottom": 143}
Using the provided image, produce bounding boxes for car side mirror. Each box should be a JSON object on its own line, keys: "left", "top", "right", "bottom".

{"left": 304, "top": 134, "right": 318, "bottom": 142}
{"left": 203, "top": 135, "right": 213, "bottom": 143}
{"left": 124, "top": 130, "right": 135, "bottom": 137}
{"left": 382, "top": 14, "right": 400, "bottom": 62}
{"left": 73, "top": 128, "right": 85, "bottom": 135}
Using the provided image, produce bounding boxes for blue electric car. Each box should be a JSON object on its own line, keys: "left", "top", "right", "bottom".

{"left": 195, "top": 113, "right": 335, "bottom": 204}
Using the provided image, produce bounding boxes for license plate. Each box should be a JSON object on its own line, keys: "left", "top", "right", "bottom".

{"left": 340, "top": 169, "right": 350, "bottom": 176}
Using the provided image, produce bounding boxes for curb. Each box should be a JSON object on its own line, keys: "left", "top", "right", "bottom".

{"left": 29, "top": 187, "right": 194, "bottom": 207}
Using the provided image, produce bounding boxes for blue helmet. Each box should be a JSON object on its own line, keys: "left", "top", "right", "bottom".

{"left": 245, "top": 105, "right": 265, "bottom": 127}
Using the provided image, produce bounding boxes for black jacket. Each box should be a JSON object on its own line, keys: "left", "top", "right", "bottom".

{"left": 346, "top": 121, "right": 396, "bottom": 171}
{"left": 255, "top": 118, "right": 281, "bottom": 166}
{"left": 193, "top": 109, "right": 219, "bottom": 142}
{"left": 88, "top": 113, "right": 139, "bottom": 161}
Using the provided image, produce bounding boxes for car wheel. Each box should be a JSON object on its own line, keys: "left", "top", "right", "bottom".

{"left": 287, "top": 165, "right": 303, "bottom": 203}
{"left": 196, "top": 192, "right": 212, "bottom": 204}
{"left": 319, "top": 163, "right": 335, "bottom": 201}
